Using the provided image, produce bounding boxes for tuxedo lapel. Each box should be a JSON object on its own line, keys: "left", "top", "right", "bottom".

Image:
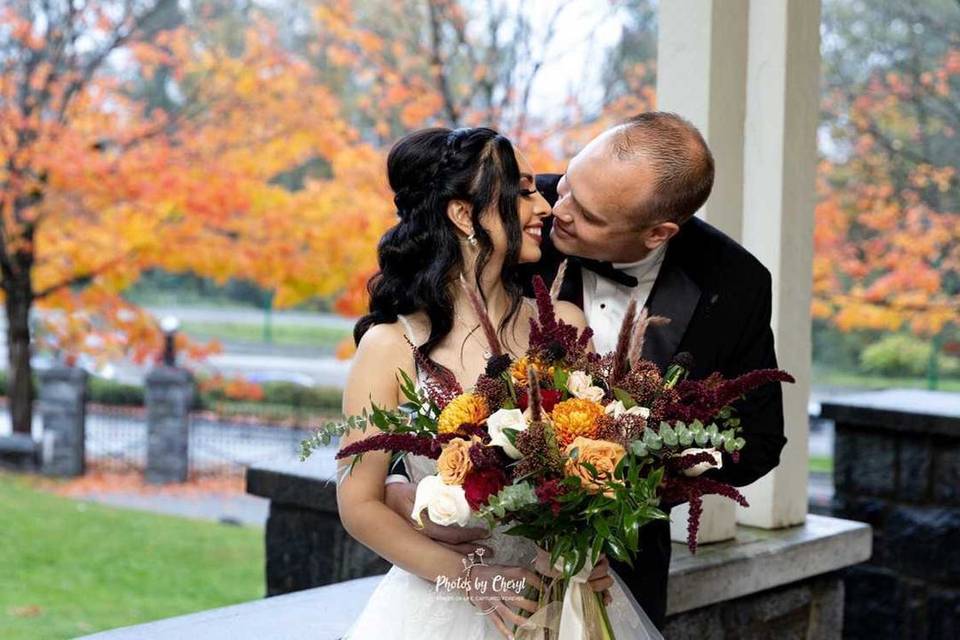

{"left": 642, "top": 260, "right": 701, "bottom": 371}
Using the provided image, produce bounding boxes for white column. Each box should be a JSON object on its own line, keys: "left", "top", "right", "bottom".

{"left": 737, "top": 0, "right": 820, "bottom": 528}
{"left": 657, "top": 0, "right": 749, "bottom": 545}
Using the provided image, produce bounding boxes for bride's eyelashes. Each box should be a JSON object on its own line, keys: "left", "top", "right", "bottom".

{"left": 519, "top": 189, "right": 538, "bottom": 197}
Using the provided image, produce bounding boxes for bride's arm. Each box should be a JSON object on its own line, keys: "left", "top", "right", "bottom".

{"left": 336, "top": 323, "right": 465, "bottom": 584}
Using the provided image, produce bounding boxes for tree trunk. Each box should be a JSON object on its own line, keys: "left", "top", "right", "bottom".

{"left": 5, "top": 278, "right": 34, "bottom": 435}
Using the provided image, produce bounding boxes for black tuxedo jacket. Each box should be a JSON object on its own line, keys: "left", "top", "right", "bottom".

{"left": 525, "top": 174, "right": 788, "bottom": 628}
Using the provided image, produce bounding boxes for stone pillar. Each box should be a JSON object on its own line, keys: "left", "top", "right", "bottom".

{"left": 658, "top": 0, "right": 820, "bottom": 539}
{"left": 737, "top": 0, "right": 820, "bottom": 530}
{"left": 39, "top": 365, "right": 89, "bottom": 477}
{"left": 145, "top": 366, "right": 194, "bottom": 484}
{"left": 822, "top": 390, "right": 960, "bottom": 639}
{"left": 658, "top": 0, "right": 750, "bottom": 545}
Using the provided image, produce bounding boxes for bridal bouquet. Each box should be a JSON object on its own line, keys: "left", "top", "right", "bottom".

{"left": 301, "top": 267, "right": 793, "bottom": 640}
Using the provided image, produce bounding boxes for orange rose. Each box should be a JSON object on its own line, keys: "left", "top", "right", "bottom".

{"left": 564, "top": 436, "right": 626, "bottom": 496}
{"left": 550, "top": 398, "right": 604, "bottom": 447}
{"left": 437, "top": 437, "right": 478, "bottom": 485}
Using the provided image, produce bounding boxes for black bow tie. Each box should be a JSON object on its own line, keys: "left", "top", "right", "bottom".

{"left": 572, "top": 257, "right": 639, "bottom": 287}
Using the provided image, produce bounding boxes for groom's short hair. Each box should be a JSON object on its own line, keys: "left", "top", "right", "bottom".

{"left": 609, "top": 112, "right": 714, "bottom": 225}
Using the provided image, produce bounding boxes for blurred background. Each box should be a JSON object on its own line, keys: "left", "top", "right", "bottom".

{"left": 0, "top": 0, "right": 957, "bottom": 638}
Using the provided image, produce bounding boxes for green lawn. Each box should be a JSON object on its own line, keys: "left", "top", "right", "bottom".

{"left": 809, "top": 455, "right": 834, "bottom": 474}
{"left": 181, "top": 320, "right": 349, "bottom": 349}
{"left": 0, "top": 474, "right": 264, "bottom": 639}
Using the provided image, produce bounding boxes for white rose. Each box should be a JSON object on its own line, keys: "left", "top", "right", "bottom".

{"left": 567, "top": 371, "right": 606, "bottom": 404}
{"left": 486, "top": 408, "right": 527, "bottom": 459}
{"left": 410, "top": 475, "right": 472, "bottom": 527}
{"left": 566, "top": 371, "right": 593, "bottom": 397}
{"left": 679, "top": 447, "right": 724, "bottom": 477}
{"left": 604, "top": 400, "right": 650, "bottom": 419}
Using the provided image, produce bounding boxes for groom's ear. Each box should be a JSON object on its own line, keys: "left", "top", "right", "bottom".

{"left": 446, "top": 199, "right": 474, "bottom": 236}
{"left": 643, "top": 221, "right": 680, "bottom": 250}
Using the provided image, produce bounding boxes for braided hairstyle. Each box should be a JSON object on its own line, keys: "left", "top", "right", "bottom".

{"left": 354, "top": 127, "right": 525, "bottom": 358}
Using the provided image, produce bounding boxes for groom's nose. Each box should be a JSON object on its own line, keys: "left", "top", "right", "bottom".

{"left": 553, "top": 199, "right": 574, "bottom": 224}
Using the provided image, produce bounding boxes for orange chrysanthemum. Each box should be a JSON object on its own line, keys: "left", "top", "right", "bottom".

{"left": 550, "top": 398, "right": 604, "bottom": 448}
{"left": 437, "top": 393, "right": 489, "bottom": 434}
{"left": 510, "top": 356, "right": 555, "bottom": 387}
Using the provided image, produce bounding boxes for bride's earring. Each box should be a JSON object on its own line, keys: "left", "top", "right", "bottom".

{"left": 466, "top": 232, "right": 478, "bottom": 247}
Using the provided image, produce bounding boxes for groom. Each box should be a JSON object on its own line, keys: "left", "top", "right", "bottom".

{"left": 386, "top": 112, "right": 787, "bottom": 629}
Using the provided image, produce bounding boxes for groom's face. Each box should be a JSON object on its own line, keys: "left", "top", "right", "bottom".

{"left": 550, "top": 134, "right": 658, "bottom": 263}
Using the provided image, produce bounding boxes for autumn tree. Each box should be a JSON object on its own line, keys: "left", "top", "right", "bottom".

{"left": 0, "top": 0, "right": 384, "bottom": 434}
{"left": 814, "top": 0, "right": 960, "bottom": 387}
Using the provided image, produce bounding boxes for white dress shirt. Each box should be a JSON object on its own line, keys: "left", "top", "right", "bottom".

{"left": 582, "top": 244, "right": 667, "bottom": 354}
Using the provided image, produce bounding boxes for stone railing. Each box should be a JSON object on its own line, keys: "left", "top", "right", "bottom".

{"left": 821, "top": 389, "right": 960, "bottom": 640}
{"left": 80, "top": 450, "right": 872, "bottom": 639}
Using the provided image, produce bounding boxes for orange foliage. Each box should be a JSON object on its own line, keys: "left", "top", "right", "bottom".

{"left": 814, "top": 48, "right": 959, "bottom": 338}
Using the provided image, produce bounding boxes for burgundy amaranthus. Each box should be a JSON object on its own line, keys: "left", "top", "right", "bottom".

{"left": 528, "top": 276, "right": 590, "bottom": 361}
{"left": 661, "top": 474, "right": 750, "bottom": 553}
{"left": 662, "top": 369, "right": 795, "bottom": 423}
{"left": 336, "top": 433, "right": 441, "bottom": 460}
{"left": 407, "top": 338, "right": 462, "bottom": 408}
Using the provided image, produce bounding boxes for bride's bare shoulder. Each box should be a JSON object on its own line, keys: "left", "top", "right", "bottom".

{"left": 554, "top": 300, "right": 587, "bottom": 330}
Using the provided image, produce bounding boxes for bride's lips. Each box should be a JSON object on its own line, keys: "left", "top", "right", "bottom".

{"left": 523, "top": 223, "right": 543, "bottom": 244}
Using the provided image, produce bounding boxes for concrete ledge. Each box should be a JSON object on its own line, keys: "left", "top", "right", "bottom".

{"left": 78, "top": 514, "right": 871, "bottom": 639}
{"left": 667, "top": 514, "right": 871, "bottom": 614}
{"left": 77, "top": 576, "right": 384, "bottom": 640}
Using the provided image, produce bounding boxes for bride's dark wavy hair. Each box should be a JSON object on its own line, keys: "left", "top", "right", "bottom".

{"left": 354, "top": 127, "right": 524, "bottom": 357}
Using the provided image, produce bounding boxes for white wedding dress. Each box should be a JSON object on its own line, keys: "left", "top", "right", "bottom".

{"left": 342, "top": 315, "right": 663, "bottom": 640}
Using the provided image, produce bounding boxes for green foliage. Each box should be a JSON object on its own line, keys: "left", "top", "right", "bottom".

{"left": 860, "top": 334, "right": 960, "bottom": 377}
{"left": 88, "top": 377, "right": 145, "bottom": 406}
{"left": 258, "top": 381, "right": 342, "bottom": 410}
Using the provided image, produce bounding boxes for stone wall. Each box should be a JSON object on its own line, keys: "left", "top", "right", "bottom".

{"left": 664, "top": 573, "right": 843, "bottom": 640}
{"left": 822, "top": 389, "right": 960, "bottom": 639}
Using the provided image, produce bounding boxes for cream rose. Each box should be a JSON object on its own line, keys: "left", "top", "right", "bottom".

{"left": 678, "top": 447, "right": 724, "bottom": 477}
{"left": 563, "top": 436, "right": 626, "bottom": 496}
{"left": 603, "top": 400, "right": 651, "bottom": 419}
{"left": 436, "top": 437, "right": 476, "bottom": 485}
{"left": 566, "top": 371, "right": 605, "bottom": 403}
{"left": 486, "top": 408, "right": 527, "bottom": 459}
{"left": 410, "top": 474, "right": 472, "bottom": 527}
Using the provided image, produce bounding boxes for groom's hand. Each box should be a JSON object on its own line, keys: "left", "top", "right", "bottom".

{"left": 534, "top": 547, "right": 614, "bottom": 605}
{"left": 383, "top": 480, "right": 493, "bottom": 556}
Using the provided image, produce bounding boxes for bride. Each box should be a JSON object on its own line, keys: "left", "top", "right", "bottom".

{"left": 337, "top": 127, "right": 656, "bottom": 639}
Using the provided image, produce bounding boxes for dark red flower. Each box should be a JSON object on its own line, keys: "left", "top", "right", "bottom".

{"left": 462, "top": 468, "right": 508, "bottom": 510}
{"left": 535, "top": 478, "right": 567, "bottom": 516}
{"left": 517, "top": 389, "right": 562, "bottom": 413}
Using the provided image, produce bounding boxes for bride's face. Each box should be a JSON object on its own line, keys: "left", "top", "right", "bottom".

{"left": 483, "top": 149, "right": 551, "bottom": 264}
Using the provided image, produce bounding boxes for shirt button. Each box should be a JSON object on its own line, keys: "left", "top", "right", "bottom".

{"left": 600, "top": 303, "right": 606, "bottom": 309}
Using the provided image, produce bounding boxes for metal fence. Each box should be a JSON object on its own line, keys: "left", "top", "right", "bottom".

{"left": 187, "top": 412, "right": 313, "bottom": 477}
{"left": 86, "top": 404, "right": 148, "bottom": 473}
{"left": 82, "top": 404, "right": 319, "bottom": 478}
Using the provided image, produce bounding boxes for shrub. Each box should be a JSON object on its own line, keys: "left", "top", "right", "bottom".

{"left": 860, "top": 334, "right": 960, "bottom": 377}
{"left": 88, "top": 377, "right": 145, "bottom": 406}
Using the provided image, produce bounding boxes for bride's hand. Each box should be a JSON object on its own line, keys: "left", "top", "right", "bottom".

{"left": 463, "top": 563, "right": 542, "bottom": 639}
{"left": 533, "top": 547, "right": 614, "bottom": 606}
{"left": 384, "top": 480, "right": 494, "bottom": 556}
